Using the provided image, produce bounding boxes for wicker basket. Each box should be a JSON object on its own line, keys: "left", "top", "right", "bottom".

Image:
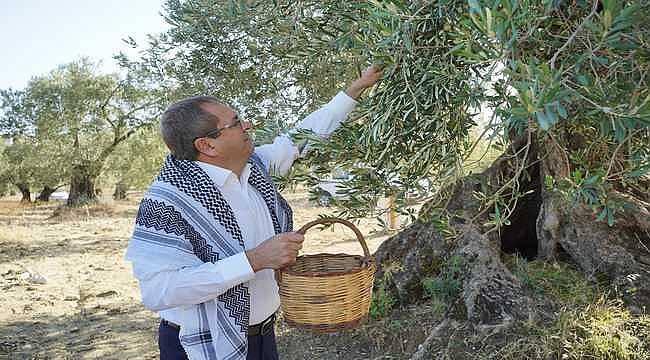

{"left": 276, "top": 217, "right": 376, "bottom": 333}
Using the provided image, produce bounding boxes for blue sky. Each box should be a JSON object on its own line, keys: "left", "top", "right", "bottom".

{"left": 0, "top": 0, "right": 169, "bottom": 89}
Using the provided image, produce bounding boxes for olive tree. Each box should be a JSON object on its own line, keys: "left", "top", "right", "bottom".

{"left": 22, "top": 59, "right": 165, "bottom": 205}
{"left": 0, "top": 89, "right": 70, "bottom": 201}
{"left": 275, "top": 0, "right": 650, "bottom": 325}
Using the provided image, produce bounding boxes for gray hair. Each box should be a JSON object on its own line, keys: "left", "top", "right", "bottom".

{"left": 160, "top": 96, "right": 221, "bottom": 160}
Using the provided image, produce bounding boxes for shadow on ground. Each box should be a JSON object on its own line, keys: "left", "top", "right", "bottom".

{"left": 0, "top": 303, "right": 158, "bottom": 359}
{"left": 275, "top": 304, "right": 438, "bottom": 359}
{"left": 0, "top": 236, "right": 128, "bottom": 264}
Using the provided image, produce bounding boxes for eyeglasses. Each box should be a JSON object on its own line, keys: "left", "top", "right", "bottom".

{"left": 198, "top": 119, "right": 242, "bottom": 140}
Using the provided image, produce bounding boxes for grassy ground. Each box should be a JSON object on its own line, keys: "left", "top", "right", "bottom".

{"left": 421, "top": 256, "right": 650, "bottom": 360}
{"left": 0, "top": 189, "right": 394, "bottom": 359}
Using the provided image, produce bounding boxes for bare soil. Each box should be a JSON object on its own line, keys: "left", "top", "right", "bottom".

{"left": 0, "top": 189, "right": 425, "bottom": 359}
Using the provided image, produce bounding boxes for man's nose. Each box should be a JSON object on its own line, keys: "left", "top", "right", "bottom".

{"left": 241, "top": 121, "right": 252, "bottom": 130}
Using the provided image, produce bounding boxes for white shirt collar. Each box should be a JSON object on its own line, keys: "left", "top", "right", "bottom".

{"left": 194, "top": 161, "right": 252, "bottom": 188}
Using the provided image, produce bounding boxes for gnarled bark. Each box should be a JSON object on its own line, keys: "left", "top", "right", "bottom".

{"left": 536, "top": 135, "right": 650, "bottom": 311}
{"left": 16, "top": 183, "right": 31, "bottom": 203}
{"left": 113, "top": 181, "right": 128, "bottom": 200}
{"left": 67, "top": 163, "right": 98, "bottom": 206}
{"left": 375, "top": 134, "right": 536, "bottom": 328}
{"left": 537, "top": 190, "right": 650, "bottom": 311}
{"left": 454, "top": 226, "right": 530, "bottom": 327}
{"left": 374, "top": 220, "right": 449, "bottom": 301}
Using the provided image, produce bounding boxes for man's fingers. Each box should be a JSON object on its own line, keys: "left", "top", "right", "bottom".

{"left": 365, "top": 64, "right": 384, "bottom": 74}
{"left": 284, "top": 233, "right": 304, "bottom": 243}
{"left": 287, "top": 242, "right": 302, "bottom": 251}
{"left": 359, "top": 65, "right": 384, "bottom": 87}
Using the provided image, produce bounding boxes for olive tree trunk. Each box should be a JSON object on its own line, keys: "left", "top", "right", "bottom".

{"left": 374, "top": 131, "right": 650, "bottom": 332}
{"left": 16, "top": 183, "right": 31, "bottom": 203}
{"left": 36, "top": 186, "right": 56, "bottom": 202}
{"left": 113, "top": 181, "right": 128, "bottom": 200}
{"left": 67, "top": 163, "right": 99, "bottom": 206}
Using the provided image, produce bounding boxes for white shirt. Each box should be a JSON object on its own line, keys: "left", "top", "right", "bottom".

{"left": 136, "top": 91, "right": 358, "bottom": 325}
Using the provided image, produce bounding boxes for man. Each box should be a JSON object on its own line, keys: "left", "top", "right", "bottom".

{"left": 125, "top": 65, "right": 382, "bottom": 360}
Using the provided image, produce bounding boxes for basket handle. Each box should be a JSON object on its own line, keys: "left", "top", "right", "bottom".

{"left": 297, "top": 217, "right": 370, "bottom": 258}
{"left": 275, "top": 217, "right": 371, "bottom": 284}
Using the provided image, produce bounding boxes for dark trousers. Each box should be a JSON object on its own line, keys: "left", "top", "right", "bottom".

{"left": 159, "top": 321, "right": 279, "bottom": 360}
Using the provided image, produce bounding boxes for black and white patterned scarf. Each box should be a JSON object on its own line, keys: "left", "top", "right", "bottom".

{"left": 126, "top": 153, "right": 292, "bottom": 360}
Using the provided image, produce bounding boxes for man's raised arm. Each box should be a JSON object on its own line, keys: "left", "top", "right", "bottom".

{"left": 255, "top": 65, "right": 383, "bottom": 176}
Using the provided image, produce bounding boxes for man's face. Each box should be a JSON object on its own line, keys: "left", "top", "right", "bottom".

{"left": 200, "top": 102, "right": 253, "bottom": 161}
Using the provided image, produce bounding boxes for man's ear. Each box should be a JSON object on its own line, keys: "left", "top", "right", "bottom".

{"left": 194, "top": 138, "right": 218, "bottom": 157}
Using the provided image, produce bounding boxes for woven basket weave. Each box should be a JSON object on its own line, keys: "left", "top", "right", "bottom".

{"left": 277, "top": 217, "right": 376, "bottom": 333}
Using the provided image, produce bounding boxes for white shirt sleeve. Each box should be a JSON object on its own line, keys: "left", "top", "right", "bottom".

{"left": 255, "top": 91, "right": 358, "bottom": 176}
{"left": 132, "top": 252, "right": 254, "bottom": 311}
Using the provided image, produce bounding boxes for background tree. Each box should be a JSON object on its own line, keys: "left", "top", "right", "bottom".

{"left": 1, "top": 88, "right": 74, "bottom": 202}
{"left": 0, "top": 157, "right": 11, "bottom": 197}
{"left": 24, "top": 58, "right": 166, "bottom": 206}
{"left": 0, "top": 140, "right": 37, "bottom": 203}
{"left": 30, "top": 138, "right": 71, "bottom": 202}
{"left": 103, "top": 126, "right": 167, "bottom": 200}
{"left": 0, "top": 89, "right": 35, "bottom": 201}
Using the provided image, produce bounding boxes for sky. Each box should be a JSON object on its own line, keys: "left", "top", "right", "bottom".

{"left": 0, "top": 0, "right": 170, "bottom": 90}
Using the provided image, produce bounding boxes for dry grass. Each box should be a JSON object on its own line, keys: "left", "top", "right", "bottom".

{"left": 0, "top": 199, "right": 150, "bottom": 358}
